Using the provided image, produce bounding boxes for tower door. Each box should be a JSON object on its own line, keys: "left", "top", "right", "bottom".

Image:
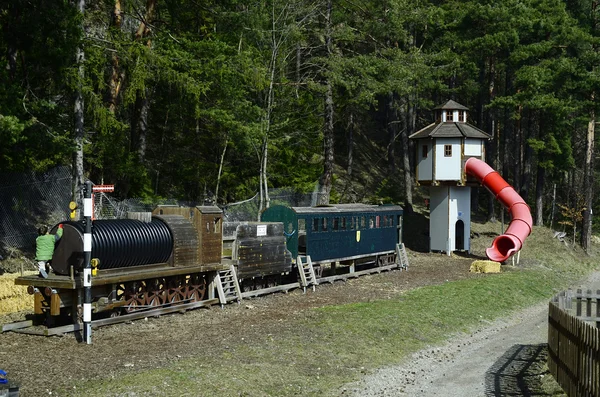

{"left": 455, "top": 220, "right": 464, "bottom": 251}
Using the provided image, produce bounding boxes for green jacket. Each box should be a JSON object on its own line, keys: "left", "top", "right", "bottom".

{"left": 35, "top": 228, "right": 63, "bottom": 261}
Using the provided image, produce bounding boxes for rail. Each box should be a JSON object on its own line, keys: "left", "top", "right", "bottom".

{"left": 547, "top": 288, "right": 600, "bottom": 397}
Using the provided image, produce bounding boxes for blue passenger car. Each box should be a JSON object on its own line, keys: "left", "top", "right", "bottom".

{"left": 261, "top": 204, "right": 403, "bottom": 264}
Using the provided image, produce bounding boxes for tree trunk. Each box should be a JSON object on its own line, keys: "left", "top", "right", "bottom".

{"left": 319, "top": 79, "right": 335, "bottom": 205}
{"left": 514, "top": 102, "right": 523, "bottom": 193}
{"left": 386, "top": 92, "right": 397, "bottom": 173}
{"left": 137, "top": 89, "right": 150, "bottom": 161}
{"left": 262, "top": 136, "right": 270, "bottom": 210}
{"left": 317, "top": 0, "right": 334, "bottom": 206}
{"left": 403, "top": 97, "right": 413, "bottom": 211}
{"left": 133, "top": 0, "right": 156, "bottom": 156}
{"left": 581, "top": 108, "right": 595, "bottom": 252}
{"left": 215, "top": 135, "right": 228, "bottom": 205}
{"left": 582, "top": 1, "right": 599, "bottom": 251}
{"left": 548, "top": 183, "right": 556, "bottom": 229}
{"left": 347, "top": 112, "right": 354, "bottom": 177}
{"left": 486, "top": 57, "right": 497, "bottom": 222}
{"left": 108, "top": 0, "right": 123, "bottom": 114}
{"left": 135, "top": 0, "right": 157, "bottom": 42}
{"left": 73, "top": 0, "right": 86, "bottom": 203}
{"left": 535, "top": 163, "right": 545, "bottom": 226}
{"left": 521, "top": 112, "right": 533, "bottom": 201}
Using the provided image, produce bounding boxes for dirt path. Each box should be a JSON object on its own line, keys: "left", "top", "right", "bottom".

{"left": 344, "top": 272, "right": 600, "bottom": 397}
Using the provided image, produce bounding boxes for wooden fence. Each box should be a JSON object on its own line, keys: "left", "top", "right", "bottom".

{"left": 548, "top": 289, "right": 600, "bottom": 397}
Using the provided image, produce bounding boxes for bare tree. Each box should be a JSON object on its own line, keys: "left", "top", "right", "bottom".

{"left": 73, "top": 0, "right": 86, "bottom": 204}
{"left": 317, "top": 0, "right": 334, "bottom": 205}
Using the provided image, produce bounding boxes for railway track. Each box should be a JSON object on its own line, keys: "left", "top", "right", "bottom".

{"left": 2, "top": 247, "right": 408, "bottom": 337}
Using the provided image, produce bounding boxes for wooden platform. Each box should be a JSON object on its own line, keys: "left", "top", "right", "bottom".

{"left": 14, "top": 261, "right": 231, "bottom": 289}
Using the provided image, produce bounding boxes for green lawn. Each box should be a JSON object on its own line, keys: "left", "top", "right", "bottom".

{"left": 71, "top": 225, "right": 596, "bottom": 396}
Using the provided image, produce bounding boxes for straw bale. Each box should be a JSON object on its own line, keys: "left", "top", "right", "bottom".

{"left": 0, "top": 272, "right": 36, "bottom": 314}
{"left": 469, "top": 260, "right": 501, "bottom": 274}
{"left": 0, "top": 296, "right": 33, "bottom": 313}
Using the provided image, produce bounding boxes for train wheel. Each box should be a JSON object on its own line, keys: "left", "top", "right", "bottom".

{"left": 254, "top": 279, "right": 265, "bottom": 290}
{"left": 146, "top": 278, "right": 166, "bottom": 307}
{"left": 314, "top": 265, "right": 323, "bottom": 278}
{"left": 188, "top": 275, "right": 206, "bottom": 302}
{"left": 117, "top": 282, "right": 145, "bottom": 313}
{"left": 241, "top": 279, "right": 253, "bottom": 292}
{"left": 167, "top": 277, "right": 185, "bottom": 304}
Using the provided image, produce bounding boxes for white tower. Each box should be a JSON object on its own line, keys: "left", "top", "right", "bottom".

{"left": 409, "top": 100, "right": 492, "bottom": 254}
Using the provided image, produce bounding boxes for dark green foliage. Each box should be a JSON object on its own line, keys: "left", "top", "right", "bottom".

{"left": 0, "top": 0, "right": 596, "bottom": 237}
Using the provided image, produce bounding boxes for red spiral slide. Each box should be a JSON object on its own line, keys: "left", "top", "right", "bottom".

{"left": 465, "top": 158, "right": 533, "bottom": 262}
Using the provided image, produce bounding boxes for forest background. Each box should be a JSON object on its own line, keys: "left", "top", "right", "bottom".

{"left": 0, "top": 0, "right": 599, "bottom": 252}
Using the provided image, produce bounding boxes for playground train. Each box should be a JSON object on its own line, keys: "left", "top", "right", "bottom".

{"left": 14, "top": 203, "right": 404, "bottom": 325}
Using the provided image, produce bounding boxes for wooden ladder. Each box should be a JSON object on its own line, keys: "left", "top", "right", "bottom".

{"left": 215, "top": 265, "right": 242, "bottom": 307}
{"left": 396, "top": 243, "right": 409, "bottom": 270}
{"left": 297, "top": 255, "right": 318, "bottom": 293}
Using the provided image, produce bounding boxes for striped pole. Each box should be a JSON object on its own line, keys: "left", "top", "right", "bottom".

{"left": 83, "top": 180, "right": 93, "bottom": 344}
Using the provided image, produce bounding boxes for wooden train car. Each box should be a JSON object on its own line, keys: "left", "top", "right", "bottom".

{"left": 261, "top": 204, "right": 403, "bottom": 266}
{"left": 231, "top": 222, "right": 293, "bottom": 290}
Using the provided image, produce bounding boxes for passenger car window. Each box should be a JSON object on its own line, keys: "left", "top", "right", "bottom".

{"left": 298, "top": 219, "right": 306, "bottom": 232}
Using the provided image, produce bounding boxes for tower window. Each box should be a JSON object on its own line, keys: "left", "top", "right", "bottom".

{"left": 446, "top": 110, "right": 453, "bottom": 122}
{"left": 459, "top": 110, "right": 465, "bottom": 122}
{"left": 444, "top": 145, "right": 452, "bottom": 157}
{"left": 422, "top": 144, "right": 428, "bottom": 158}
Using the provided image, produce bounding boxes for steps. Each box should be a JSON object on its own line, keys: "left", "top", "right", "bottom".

{"left": 297, "top": 255, "right": 318, "bottom": 293}
{"left": 397, "top": 243, "right": 409, "bottom": 270}
{"left": 215, "top": 265, "right": 242, "bottom": 306}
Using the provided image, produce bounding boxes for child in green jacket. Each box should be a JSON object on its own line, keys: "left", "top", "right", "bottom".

{"left": 35, "top": 224, "right": 63, "bottom": 278}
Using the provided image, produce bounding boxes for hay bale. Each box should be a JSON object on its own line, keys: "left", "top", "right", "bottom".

{"left": 0, "top": 295, "right": 33, "bottom": 313}
{"left": 469, "top": 260, "right": 501, "bottom": 274}
{"left": 0, "top": 272, "right": 36, "bottom": 314}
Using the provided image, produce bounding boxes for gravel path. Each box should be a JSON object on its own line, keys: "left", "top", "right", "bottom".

{"left": 344, "top": 271, "right": 600, "bottom": 397}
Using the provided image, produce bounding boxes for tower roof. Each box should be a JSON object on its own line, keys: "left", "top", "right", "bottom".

{"left": 433, "top": 100, "right": 469, "bottom": 110}
{"left": 409, "top": 122, "right": 492, "bottom": 140}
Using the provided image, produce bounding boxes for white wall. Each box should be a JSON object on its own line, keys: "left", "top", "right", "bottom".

{"left": 464, "top": 138, "right": 482, "bottom": 157}
{"left": 429, "top": 186, "right": 471, "bottom": 253}
{"left": 430, "top": 187, "right": 449, "bottom": 251}
{"left": 435, "top": 138, "right": 462, "bottom": 180}
{"left": 448, "top": 186, "right": 471, "bottom": 252}
{"left": 417, "top": 140, "right": 433, "bottom": 181}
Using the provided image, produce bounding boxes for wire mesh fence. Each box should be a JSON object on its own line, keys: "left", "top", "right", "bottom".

{"left": 0, "top": 167, "right": 314, "bottom": 260}
{"left": 0, "top": 166, "right": 72, "bottom": 258}
{"left": 222, "top": 188, "right": 314, "bottom": 222}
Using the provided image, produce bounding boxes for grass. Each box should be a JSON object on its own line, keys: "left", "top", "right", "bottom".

{"left": 69, "top": 224, "right": 596, "bottom": 396}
